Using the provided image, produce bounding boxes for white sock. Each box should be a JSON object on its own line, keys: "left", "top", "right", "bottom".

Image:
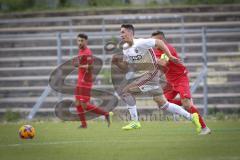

{"left": 127, "top": 104, "right": 138, "bottom": 121}
{"left": 161, "top": 102, "right": 192, "bottom": 120}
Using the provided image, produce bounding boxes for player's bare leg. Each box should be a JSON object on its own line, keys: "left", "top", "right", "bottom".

{"left": 121, "top": 83, "right": 141, "bottom": 130}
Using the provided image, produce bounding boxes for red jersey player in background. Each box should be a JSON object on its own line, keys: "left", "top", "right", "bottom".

{"left": 75, "top": 33, "right": 113, "bottom": 128}
{"left": 151, "top": 31, "right": 211, "bottom": 135}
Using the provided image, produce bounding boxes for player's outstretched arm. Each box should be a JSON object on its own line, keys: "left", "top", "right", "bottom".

{"left": 155, "top": 39, "right": 181, "bottom": 64}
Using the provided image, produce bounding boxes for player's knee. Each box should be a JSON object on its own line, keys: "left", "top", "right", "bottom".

{"left": 112, "top": 55, "right": 118, "bottom": 64}
{"left": 79, "top": 101, "right": 87, "bottom": 109}
{"left": 153, "top": 96, "right": 159, "bottom": 103}
{"left": 75, "top": 100, "right": 80, "bottom": 106}
{"left": 122, "top": 87, "right": 129, "bottom": 93}
{"left": 181, "top": 98, "right": 191, "bottom": 109}
{"left": 153, "top": 96, "right": 167, "bottom": 107}
{"left": 112, "top": 54, "right": 122, "bottom": 64}
{"left": 122, "top": 83, "right": 133, "bottom": 93}
{"left": 120, "top": 92, "right": 136, "bottom": 106}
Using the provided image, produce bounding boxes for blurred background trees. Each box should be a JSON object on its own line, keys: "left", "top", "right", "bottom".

{"left": 0, "top": 0, "right": 239, "bottom": 12}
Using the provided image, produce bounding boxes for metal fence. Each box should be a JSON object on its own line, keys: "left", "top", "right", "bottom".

{"left": 2, "top": 16, "right": 234, "bottom": 119}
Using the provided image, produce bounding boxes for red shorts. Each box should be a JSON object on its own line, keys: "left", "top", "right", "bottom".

{"left": 164, "top": 74, "right": 191, "bottom": 100}
{"left": 75, "top": 83, "right": 92, "bottom": 103}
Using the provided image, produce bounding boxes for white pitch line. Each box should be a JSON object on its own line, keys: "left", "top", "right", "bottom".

{"left": 0, "top": 139, "right": 158, "bottom": 147}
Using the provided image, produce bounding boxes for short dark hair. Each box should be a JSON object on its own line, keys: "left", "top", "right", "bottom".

{"left": 121, "top": 24, "right": 135, "bottom": 35}
{"left": 77, "top": 33, "right": 88, "bottom": 40}
{"left": 151, "top": 31, "right": 166, "bottom": 40}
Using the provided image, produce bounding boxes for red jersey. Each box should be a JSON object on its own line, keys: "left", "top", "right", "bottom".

{"left": 77, "top": 47, "right": 93, "bottom": 85}
{"left": 153, "top": 43, "right": 188, "bottom": 83}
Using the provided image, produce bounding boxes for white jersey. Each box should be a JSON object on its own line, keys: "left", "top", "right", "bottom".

{"left": 122, "top": 38, "right": 158, "bottom": 76}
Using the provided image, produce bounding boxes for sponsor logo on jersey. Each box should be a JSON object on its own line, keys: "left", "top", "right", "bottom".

{"left": 129, "top": 55, "right": 142, "bottom": 61}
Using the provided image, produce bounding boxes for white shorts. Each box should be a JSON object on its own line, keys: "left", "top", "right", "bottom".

{"left": 132, "top": 69, "right": 163, "bottom": 96}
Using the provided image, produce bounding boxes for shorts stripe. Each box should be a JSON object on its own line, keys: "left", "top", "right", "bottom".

{"left": 161, "top": 102, "right": 169, "bottom": 110}
{"left": 137, "top": 69, "right": 158, "bottom": 87}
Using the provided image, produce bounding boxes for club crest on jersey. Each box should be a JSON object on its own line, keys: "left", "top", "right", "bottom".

{"left": 135, "top": 48, "right": 139, "bottom": 53}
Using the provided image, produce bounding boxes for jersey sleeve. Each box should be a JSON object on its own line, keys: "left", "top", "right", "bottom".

{"left": 137, "top": 38, "right": 156, "bottom": 49}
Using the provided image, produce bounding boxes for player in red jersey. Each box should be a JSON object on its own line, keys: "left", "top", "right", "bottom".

{"left": 75, "top": 33, "right": 113, "bottom": 128}
{"left": 151, "top": 31, "right": 211, "bottom": 135}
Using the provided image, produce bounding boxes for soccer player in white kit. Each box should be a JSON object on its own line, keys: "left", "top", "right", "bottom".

{"left": 113, "top": 24, "right": 201, "bottom": 133}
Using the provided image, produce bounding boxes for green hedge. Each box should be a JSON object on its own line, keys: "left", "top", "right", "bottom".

{"left": 0, "top": 0, "right": 239, "bottom": 12}
{"left": 88, "top": 0, "right": 124, "bottom": 7}
{"left": 0, "top": 0, "right": 34, "bottom": 11}
{"left": 0, "top": 0, "right": 125, "bottom": 12}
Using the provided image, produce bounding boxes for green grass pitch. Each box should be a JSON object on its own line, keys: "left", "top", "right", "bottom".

{"left": 0, "top": 120, "right": 240, "bottom": 160}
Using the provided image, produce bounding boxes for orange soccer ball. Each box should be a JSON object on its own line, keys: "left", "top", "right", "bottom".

{"left": 19, "top": 125, "right": 35, "bottom": 139}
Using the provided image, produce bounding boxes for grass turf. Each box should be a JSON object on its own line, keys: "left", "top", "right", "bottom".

{"left": 0, "top": 120, "right": 240, "bottom": 160}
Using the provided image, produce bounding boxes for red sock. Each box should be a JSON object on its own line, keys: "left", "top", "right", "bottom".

{"left": 188, "top": 105, "right": 206, "bottom": 129}
{"left": 168, "top": 99, "right": 182, "bottom": 106}
{"left": 86, "top": 103, "right": 108, "bottom": 116}
{"left": 76, "top": 105, "right": 87, "bottom": 127}
{"left": 169, "top": 99, "right": 207, "bottom": 129}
